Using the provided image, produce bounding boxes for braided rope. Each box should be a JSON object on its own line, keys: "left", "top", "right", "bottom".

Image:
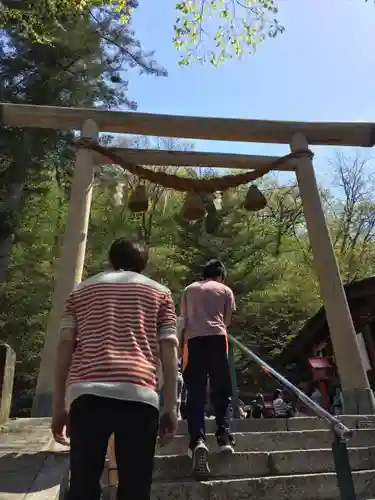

{"left": 77, "top": 138, "right": 313, "bottom": 193}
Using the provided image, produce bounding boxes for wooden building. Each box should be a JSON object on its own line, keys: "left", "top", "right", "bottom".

{"left": 275, "top": 276, "right": 375, "bottom": 389}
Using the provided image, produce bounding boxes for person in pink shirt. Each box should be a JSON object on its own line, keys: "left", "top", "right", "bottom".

{"left": 179, "top": 259, "right": 236, "bottom": 478}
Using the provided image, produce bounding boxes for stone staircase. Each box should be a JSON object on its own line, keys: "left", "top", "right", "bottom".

{"left": 144, "top": 415, "right": 375, "bottom": 500}
{"left": 4, "top": 414, "right": 375, "bottom": 499}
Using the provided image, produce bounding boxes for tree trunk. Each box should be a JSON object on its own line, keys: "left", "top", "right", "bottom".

{"left": 0, "top": 232, "right": 15, "bottom": 283}
{"left": 0, "top": 175, "right": 26, "bottom": 283}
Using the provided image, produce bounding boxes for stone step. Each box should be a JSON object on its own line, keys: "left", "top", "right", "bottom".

{"left": 150, "top": 469, "right": 375, "bottom": 500}
{"left": 153, "top": 446, "right": 375, "bottom": 481}
{"left": 156, "top": 428, "right": 375, "bottom": 455}
{"left": 176, "top": 415, "right": 375, "bottom": 436}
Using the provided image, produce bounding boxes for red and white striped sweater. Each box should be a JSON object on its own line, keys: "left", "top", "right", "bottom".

{"left": 60, "top": 270, "right": 177, "bottom": 409}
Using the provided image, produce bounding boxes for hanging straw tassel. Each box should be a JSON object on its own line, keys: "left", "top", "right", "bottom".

{"left": 180, "top": 191, "right": 207, "bottom": 221}
{"left": 243, "top": 185, "right": 267, "bottom": 212}
{"left": 204, "top": 192, "right": 222, "bottom": 234}
{"left": 122, "top": 175, "right": 129, "bottom": 207}
{"left": 113, "top": 182, "right": 124, "bottom": 206}
{"left": 128, "top": 184, "right": 149, "bottom": 213}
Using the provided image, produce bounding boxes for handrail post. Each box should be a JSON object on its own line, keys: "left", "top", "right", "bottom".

{"left": 228, "top": 340, "right": 240, "bottom": 418}
{"left": 331, "top": 432, "right": 357, "bottom": 500}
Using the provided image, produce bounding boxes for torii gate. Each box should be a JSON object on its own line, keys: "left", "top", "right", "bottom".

{"left": 1, "top": 103, "right": 374, "bottom": 416}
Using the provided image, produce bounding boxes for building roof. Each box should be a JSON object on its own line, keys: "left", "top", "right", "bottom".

{"left": 276, "top": 276, "right": 375, "bottom": 367}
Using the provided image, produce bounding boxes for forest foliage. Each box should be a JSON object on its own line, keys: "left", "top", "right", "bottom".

{"left": 3, "top": 140, "right": 375, "bottom": 395}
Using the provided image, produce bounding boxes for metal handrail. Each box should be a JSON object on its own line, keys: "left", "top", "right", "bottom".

{"left": 228, "top": 334, "right": 352, "bottom": 440}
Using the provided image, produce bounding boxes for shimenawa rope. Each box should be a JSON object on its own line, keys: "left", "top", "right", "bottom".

{"left": 76, "top": 138, "right": 313, "bottom": 193}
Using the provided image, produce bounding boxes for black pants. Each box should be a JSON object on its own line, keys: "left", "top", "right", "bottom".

{"left": 68, "top": 395, "right": 158, "bottom": 500}
{"left": 183, "top": 335, "right": 232, "bottom": 449}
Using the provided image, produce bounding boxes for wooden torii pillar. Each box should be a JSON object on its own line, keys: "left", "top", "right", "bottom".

{"left": 32, "top": 119, "right": 98, "bottom": 416}
{"left": 291, "top": 133, "right": 375, "bottom": 415}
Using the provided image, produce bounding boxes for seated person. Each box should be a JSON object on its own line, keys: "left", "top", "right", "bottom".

{"left": 273, "top": 389, "right": 296, "bottom": 418}
{"left": 251, "top": 393, "right": 265, "bottom": 419}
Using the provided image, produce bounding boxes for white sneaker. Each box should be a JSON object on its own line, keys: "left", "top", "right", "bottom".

{"left": 219, "top": 443, "right": 234, "bottom": 454}
{"left": 188, "top": 440, "right": 210, "bottom": 478}
{"left": 217, "top": 434, "right": 234, "bottom": 454}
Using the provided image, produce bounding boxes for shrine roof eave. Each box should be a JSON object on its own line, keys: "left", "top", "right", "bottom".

{"left": 275, "top": 276, "right": 375, "bottom": 367}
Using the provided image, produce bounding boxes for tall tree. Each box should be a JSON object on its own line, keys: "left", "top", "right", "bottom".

{"left": 0, "top": 8, "right": 166, "bottom": 281}
{"left": 327, "top": 151, "right": 375, "bottom": 281}
{"left": 0, "top": 0, "right": 284, "bottom": 66}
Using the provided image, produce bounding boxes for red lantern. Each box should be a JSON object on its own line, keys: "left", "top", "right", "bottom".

{"left": 308, "top": 356, "right": 331, "bottom": 381}
{"left": 308, "top": 357, "right": 332, "bottom": 411}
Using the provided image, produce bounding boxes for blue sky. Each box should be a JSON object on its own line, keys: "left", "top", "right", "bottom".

{"left": 129, "top": 0, "right": 375, "bottom": 185}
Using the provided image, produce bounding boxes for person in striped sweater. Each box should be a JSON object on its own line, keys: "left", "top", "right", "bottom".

{"left": 51, "top": 238, "right": 179, "bottom": 500}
